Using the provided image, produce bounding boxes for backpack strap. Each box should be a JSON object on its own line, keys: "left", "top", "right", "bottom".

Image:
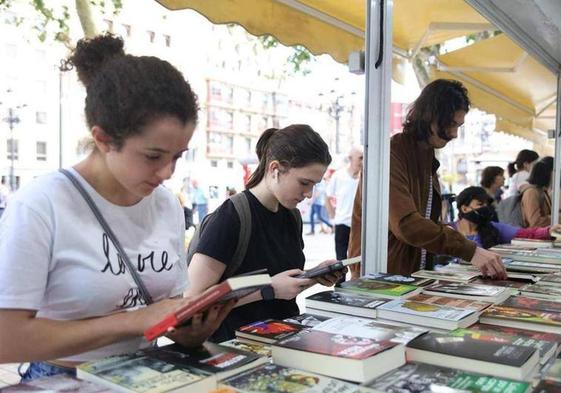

{"left": 223, "top": 192, "right": 252, "bottom": 278}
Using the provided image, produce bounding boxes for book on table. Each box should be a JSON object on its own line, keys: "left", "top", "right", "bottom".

{"left": 411, "top": 269, "right": 480, "bottom": 283}
{"left": 218, "top": 363, "right": 360, "bottom": 393}
{"left": 406, "top": 293, "right": 491, "bottom": 312}
{"left": 271, "top": 329, "right": 405, "bottom": 383}
{"left": 535, "top": 273, "right": 561, "bottom": 286}
{"left": 0, "top": 374, "right": 112, "bottom": 392}
{"left": 235, "top": 319, "right": 306, "bottom": 344}
{"left": 375, "top": 298, "right": 478, "bottom": 330}
{"left": 335, "top": 277, "right": 421, "bottom": 298}
{"left": 510, "top": 238, "right": 554, "bottom": 248}
{"left": 405, "top": 332, "right": 540, "bottom": 381}
{"left": 450, "top": 327, "right": 557, "bottom": 365}
{"left": 480, "top": 305, "right": 561, "bottom": 334}
{"left": 469, "top": 322, "right": 561, "bottom": 347}
{"left": 503, "top": 259, "right": 561, "bottom": 274}
{"left": 304, "top": 290, "right": 388, "bottom": 319}
{"left": 421, "top": 281, "right": 511, "bottom": 303}
{"left": 490, "top": 247, "right": 561, "bottom": 265}
{"left": 519, "top": 282, "right": 561, "bottom": 300}
{"left": 361, "top": 272, "right": 436, "bottom": 287}
{"left": 282, "top": 312, "right": 331, "bottom": 327}
{"left": 543, "top": 358, "right": 561, "bottom": 383}
{"left": 311, "top": 315, "right": 427, "bottom": 345}
{"left": 144, "top": 272, "right": 271, "bottom": 341}
{"left": 218, "top": 338, "right": 271, "bottom": 357}
{"left": 360, "top": 361, "right": 531, "bottom": 393}
{"left": 471, "top": 277, "right": 530, "bottom": 294}
{"left": 502, "top": 294, "right": 561, "bottom": 313}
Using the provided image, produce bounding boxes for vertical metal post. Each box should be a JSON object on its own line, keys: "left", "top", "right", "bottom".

{"left": 362, "top": 0, "right": 393, "bottom": 274}
{"left": 8, "top": 108, "right": 15, "bottom": 192}
{"left": 552, "top": 74, "right": 561, "bottom": 225}
{"left": 59, "top": 69, "right": 63, "bottom": 169}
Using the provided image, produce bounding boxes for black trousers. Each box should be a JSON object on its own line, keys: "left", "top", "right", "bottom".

{"left": 334, "top": 224, "right": 351, "bottom": 284}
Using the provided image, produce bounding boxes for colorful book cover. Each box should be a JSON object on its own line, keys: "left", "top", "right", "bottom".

{"left": 412, "top": 269, "right": 479, "bottom": 282}
{"left": 502, "top": 295, "right": 561, "bottom": 313}
{"left": 408, "top": 294, "right": 491, "bottom": 312}
{"left": 236, "top": 319, "right": 304, "bottom": 342}
{"left": 538, "top": 273, "right": 561, "bottom": 285}
{"left": 337, "top": 278, "right": 418, "bottom": 297}
{"left": 424, "top": 281, "right": 506, "bottom": 297}
{"left": 450, "top": 328, "right": 556, "bottom": 363}
{"left": 363, "top": 362, "right": 529, "bottom": 393}
{"left": 275, "top": 330, "right": 398, "bottom": 360}
{"left": 362, "top": 272, "right": 435, "bottom": 286}
{"left": 407, "top": 332, "right": 537, "bottom": 367}
{"left": 377, "top": 299, "right": 475, "bottom": 321}
{"left": 482, "top": 305, "right": 561, "bottom": 327}
{"left": 471, "top": 277, "right": 529, "bottom": 289}
{"left": 220, "top": 363, "right": 359, "bottom": 392}
{"left": 218, "top": 339, "right": 271, "bottom": 357}
{"left": 282, "top": 313, "right": 330, "bottom": 327}
{"left": 306, "top": 290, "right": 388, "bottom": 308}
{"left": 521, "top": 283, "right": 561, "bottom": 297}
{"left": 470, "top": 322, "right": 561, "bottom": 343}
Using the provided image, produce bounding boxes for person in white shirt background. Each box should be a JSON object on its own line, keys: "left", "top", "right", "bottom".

{"left": 505, "top": 149, "right": 539, "bottom": 198}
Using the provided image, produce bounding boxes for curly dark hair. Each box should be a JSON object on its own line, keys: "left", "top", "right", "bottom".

{"left": 480, "top": 166, "right": 504, "bottom": 188}
{"left": 64, "top": 34, "right": 199, "bottom": 149}
{"left": 246, "top": 124, "right": 332, "bottom": 189}
{"left": 403, "top": 79, "right": 470, "bottom": 141}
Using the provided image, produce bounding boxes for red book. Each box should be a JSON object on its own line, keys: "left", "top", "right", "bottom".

{"left": 144, "top": 273, "right": 271, "bottom": 341}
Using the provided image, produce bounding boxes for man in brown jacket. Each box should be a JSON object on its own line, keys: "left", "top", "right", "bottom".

{"left": 348, "top": 79, "right": 507, "bottom": 278}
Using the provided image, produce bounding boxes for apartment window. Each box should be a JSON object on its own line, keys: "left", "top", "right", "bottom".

{"left": 103, "top": 19, "right": 114, "bottom": 33}
{"left": 242, "top": 114, "right": 251, "bottom": 132}
{"left": 163, "top": 34, "right": 171, "bottom": 47}
{"left": 36, "top": 111, "right": 47, "bottom": 124}
{"left": 121, "top": 24, "right": 132, "bottom": 37}
{"left": 36, "top": 141, "right": 47, "bottom": 161}
{"left": 147, "top": 30, "right": 155, "bottom": 43}
{"left": 6, "top": 139, "right": 19, "bottom": 160}
{"left": 208, "top": 108, "right": 234, "bottom": 130}
{"left": 227, "top": 161, "right": 234, "bottom": 169}
{"left": 210, "top": 160, "right": 218, "bottom": 168}
{"left": 245, "top": 137, "right": 252, "bottom": 154}
{"left": 207, "top": 132, "right": 234, "bottom": 156}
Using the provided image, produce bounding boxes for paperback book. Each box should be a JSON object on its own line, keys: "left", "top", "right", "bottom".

{"left": 311, "top": 315, "right": 427, "bottom": 345}
{"left": 271, "top": 330, "right": 405, "bottom": 383}
{"left": 336, "top": 278, "right": 420, "bottom": 298}
{"left": 376, "top": 298, "right": 478, "bottom": 330}
{"left": 422, "top": 281, "right": 510, "bottom": 303}
{"left": 219, "top": 363, "right": 360, "bottom": 392}
{"left": 235, "top": 319, "right": 305, "bottom": 344}
{"left": 407, "top": 293, "right": 491, "bottom": 312}
{"left": 218, "top": 339, "right": 271, "bottom": 357}
{"left": 282, "top": 313, "right": 330, "bottom": 327}
{"left": 405, "top": 332, "right": 540, "bottom": 381}
{"left": 536, "top": 273, "right": 561, "bottom": 286}
{"left": 501, "top": 295, "right": 561, "bottom": 313}
{"left": 412, "top": 269, "right": 480, "bottom": 283}
{"left": 362, "top": 272, "right": 435, "bottom": 287}
{"left": 519, "top": 282, "right": 561, "bottom": 300}
{"left": 360, "top": 362, "right": 531, "bottom": 393}
{"left": 304, "top": 290, "right": 388, "bottom": 319}
{"left": 480, "top": 305, "right": 561, "bottom": 334}
{"left": 469, "top": 322, "right": 561, "bottom": 345}
{"left": 0, "top": 375, "right": 112, "bottom": 393}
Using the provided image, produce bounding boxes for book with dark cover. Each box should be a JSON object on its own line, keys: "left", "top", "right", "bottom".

{"left": 144, "top": 342, "right": 268, "bottom": 380}
{"left": 235, "top": 319, "right": 305, "bottom": 344}
{"left": 219, "top": 363, "right": 360, "bottom": 392}
{"left": 480, "top": 305, "right": 561, "bottom": 333}
{"left": 282, "top": 313, "right": 330, "bottom": 327}
{"left": 422, "top": 281, "right": 510, "bottom": 303}
{"left": 312, "top": 316, "right": 427, "bottom": 345}
{"left": 336, "top": 278, "right": 420, "bottom": 298}
{"left": 450, "top": 328, "right": 556, "bottom": 364}
{"left": 407, "top": 293, "right": 491, "bottom": 312}
{"left": 77, "top": 352, "right": 216, "bottom": 393}
{"left": 305, "top": 290, "right": 388, "bottom": 318}
{"left": 405, "top": 332, "right": 539, "bottom": 380}
{"left": 272, "top": 330, "right": 405, "bottom": 383}
{"left": 362, "top": 272, "right": 435, "bottom": 287}
{"left": 471, "top": 277, "right": 530, "bottom": 289}
{"left": 502, "top": 295, "right": 561, "bottom": 313}
{"left": 361, "top": 362, "right": 530, "bottom": 393}
{"left": 0, "top": 375, "right": 111, "bottom": 393}
{"left": 412, "top": 269, "right": 479, "bottom": 283}
{"left": 469, "top": 322, "right": 561, "bottom": 344}
{"left": 533, "top": 380, "right": 561, "bottom": 393}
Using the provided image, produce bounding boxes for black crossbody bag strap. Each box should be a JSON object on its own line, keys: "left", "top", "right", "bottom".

{"left": 59, "top": 169, "right": 154, "bottom": 305}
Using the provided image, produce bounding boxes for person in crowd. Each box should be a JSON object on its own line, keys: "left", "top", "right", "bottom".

{"left": 452, "top": 186, "right": 560, "bottom": 249}
{"left": 521, "top": 156, "right": 554, "bottom": 227}
{"left": 348, "top": 79, "right": 507, "bottom": 279}
{"left": 0, "top": 34, "right": 233, "bottom": 380}
{"left": 325, "top": 146, "right": 363, "bottom": 261}
{"left": 480, "top": 166, "right": 505, "bottom": 205}
{"left": 190, "top": 179, "right": 209, "bottom": 223}
{"left": 306, "top": 178, "right": 331, "bottom": 235}
{"left": 187, "top": 125, "right": 344, "bottom": 342}
{"left": 505, "top": 149, "right": 539, "bottom": 198}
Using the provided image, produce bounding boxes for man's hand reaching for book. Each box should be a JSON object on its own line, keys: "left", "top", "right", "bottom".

{"left": 313, "top": 259, "right": 346, "bottom": 286}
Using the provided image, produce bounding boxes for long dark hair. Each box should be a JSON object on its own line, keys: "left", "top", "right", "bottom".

{"left": 507, "top": 149, "right": 539, "bottom": 177}
{"left": 528, "top": 156, "right": 554, "bottom": 188}
{"left": 403, "top": 79, "right": 470, "bottom": 141}
{"left": 63, "top": 33, "right": 199, "bottom": 149}
{"left": 246, "top": 124, "right": 331, "bottom": 189}
{"left": 480, "top": 166, "right": 504, "bottom": 188}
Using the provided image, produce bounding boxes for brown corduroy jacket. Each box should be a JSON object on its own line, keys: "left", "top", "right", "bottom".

{"left": 348, "top": 132, "right": 477, "bottom": 275}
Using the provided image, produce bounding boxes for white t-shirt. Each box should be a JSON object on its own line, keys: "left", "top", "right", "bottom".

{"left": 506, "top": 170, "right": 530, "bottom": 198}
{"left": 0, "top": 169, "right": 188, "bottom": 362}
{"left": 326, "top": 168, "right": 359, "bottom": 226}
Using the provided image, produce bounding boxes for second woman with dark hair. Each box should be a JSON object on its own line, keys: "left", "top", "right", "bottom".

{"left": 520, "top": 156, "right": 554, "bottom": 227}
{"left": 187, "top": 125, "right": 343, "bottom": 341}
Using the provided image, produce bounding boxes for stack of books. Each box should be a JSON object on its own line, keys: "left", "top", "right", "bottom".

{"left": 336, "top": 277, "right": 421, "bottom": 299}
{"left": 304, "top": 290, "right": 389, "bottom": 319}
{"left": 235, "top": 319, "right": 305, "bottom": 344}
{"left": 421, "top": 281, "right": 511, "bottom": 303}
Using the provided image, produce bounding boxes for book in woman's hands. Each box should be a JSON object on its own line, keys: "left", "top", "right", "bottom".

{"left": 144, "top": 272, "right": 271, "bottom": 341}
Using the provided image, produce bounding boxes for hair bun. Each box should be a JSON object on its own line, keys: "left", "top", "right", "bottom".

{"left": 66, "top": 33, "right": 125, "bottom": 87}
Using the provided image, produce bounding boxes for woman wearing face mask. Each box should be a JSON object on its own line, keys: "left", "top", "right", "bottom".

{"left": 452, "top": 186, "right": 559, "bottom": 249}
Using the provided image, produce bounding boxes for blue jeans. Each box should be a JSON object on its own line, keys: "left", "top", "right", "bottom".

{"left": 19, "top": 362, "right": 76, "bottom": 382}
{"left": 309, "top": 203, "right": 331, "bottom": 233}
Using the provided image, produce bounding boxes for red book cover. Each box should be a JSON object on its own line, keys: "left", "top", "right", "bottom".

{"left": 502, "top": 296, "right": 561, "bottom": 313}
{"left": 275, "top": 330, "right": 397, "bottom": 360}
{"left": 482, "top": 305, "right": 561, "bottom": 327}
{"left": 237, "top": 320, "right": 304, "bottom": 341}
{"left": 470, "top": 323, "right": 561, "bottom": 343}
